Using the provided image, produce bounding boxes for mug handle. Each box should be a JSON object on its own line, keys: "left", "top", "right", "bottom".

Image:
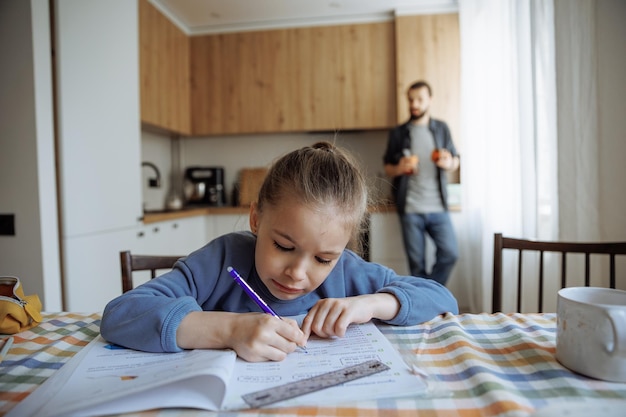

{"left": 606, "top": 309, "right": 626, "bottom": 356}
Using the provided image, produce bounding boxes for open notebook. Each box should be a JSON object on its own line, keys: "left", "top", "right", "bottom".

{"left": 7, "top": 320, "right": 426, "bottom": 417}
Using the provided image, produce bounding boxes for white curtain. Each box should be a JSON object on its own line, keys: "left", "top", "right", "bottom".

{"left": 554, "top": 0, "right": 600, "bottom": 242}
{"left": 457, "top": 0, "right": 559, "bottom": 312}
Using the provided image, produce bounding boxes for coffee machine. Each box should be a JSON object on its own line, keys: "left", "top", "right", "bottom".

{"left": 183, "top": 166, "right": 226, "bottom": 206}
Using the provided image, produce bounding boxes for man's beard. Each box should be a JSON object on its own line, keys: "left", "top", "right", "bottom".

{"left": 410, "top": 108, "right": 427, "bottom": 121}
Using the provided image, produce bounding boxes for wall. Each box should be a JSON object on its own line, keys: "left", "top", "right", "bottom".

{"left": 0, "top": 1, "right": 62, "bottom": 310}
{"left": 141, "top": 131, "right": 174, "bottom": 211}
{"left": 141, "top": 131, "right": 394, "bottom": 211}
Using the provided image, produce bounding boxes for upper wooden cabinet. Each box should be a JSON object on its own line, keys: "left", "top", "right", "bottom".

{"left": 139, "top": 3, "right": 459, "bottom": 137}
{"left": 394, "top": 14, "right": 461, "bottom": 145}
{"left": 139, "top": 0, "right": 191, "bottom": 134}
{"left": 190, "top": 23, "right": 396, "bottom": 135}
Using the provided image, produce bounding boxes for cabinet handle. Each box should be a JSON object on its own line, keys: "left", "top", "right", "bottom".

{"left": 137, "top": 231, "right": 145, "bottom": 238}
{"left": 172, "top": 223, "right": 178, "bottom": 229}
{"left": 153, "top": 227, "right": 160, "bottom": 233}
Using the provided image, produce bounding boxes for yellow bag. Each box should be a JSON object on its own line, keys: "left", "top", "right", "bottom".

{"left": 0, "top": 276, "right": 43, "bottom": 334}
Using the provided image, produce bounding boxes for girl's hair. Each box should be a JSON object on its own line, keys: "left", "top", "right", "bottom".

{"left": 257, "top": 141, "right": 369, "bottom": 254}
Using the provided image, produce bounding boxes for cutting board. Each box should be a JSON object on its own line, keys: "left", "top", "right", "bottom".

{"left": 238, "top": 168, "right": 268, "bottom": 206}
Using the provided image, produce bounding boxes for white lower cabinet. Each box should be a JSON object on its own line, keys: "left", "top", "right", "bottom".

{"left": 130, "top": 216, "right": 208, "bottom": 289}
{"left": 369, "top": 212, "right": 450, "bottom": 277}
{"left": 207, "top": 213, "right": 250, "bottom": 241}
{"left": 63, "top": 227, "right": 141, "bottom": 312}
{"left": 369, "top": 212, "right": 409, "bottom": 275}
{"left": 137, "top": 217, "right": 207, "bottom": 256}
{"left": 369, "top": 212, "right": 467, "bottom": 312}
{"left": 63, "top": 216, "right": 209, "bottom": 312}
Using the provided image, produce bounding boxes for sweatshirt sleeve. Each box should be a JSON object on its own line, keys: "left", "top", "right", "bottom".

{"left": 100, "top": 232, "right": 256, "bottom": 353}
{"left": 100, "top": 260, "right": 202, "bottom": 353}
{"left": 377, "top": 278, "right": 459, "bottom": 326}
{"left": 338, "top": 251, "right": 458, "bottom": 326}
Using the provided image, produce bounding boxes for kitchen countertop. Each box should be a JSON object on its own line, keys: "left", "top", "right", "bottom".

{"left": 142, "top": 203, "right": 459, "bottom": 224}
{"left": 142, "top": 206, "right": 250, "bottom": 224}
{"left": 142, "top": 204, "right": 398, "bottom": 224}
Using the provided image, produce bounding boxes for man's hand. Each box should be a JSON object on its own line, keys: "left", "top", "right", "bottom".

{"left": 435, "top": 149, "right": 458, "bottom": 171}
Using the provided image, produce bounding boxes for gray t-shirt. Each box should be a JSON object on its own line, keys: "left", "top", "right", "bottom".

{"left": 405, "top": 124, "right": 445, "bottom": 213}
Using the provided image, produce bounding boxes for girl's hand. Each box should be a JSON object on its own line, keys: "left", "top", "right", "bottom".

{"left": 177, "top": 311, "right": 305, "bottom": 362}
{"left": 228, "top": 313, "right": 306, "bottom": 362}
{"left": 301, "top": 293, "right": 400, "bottom": 339}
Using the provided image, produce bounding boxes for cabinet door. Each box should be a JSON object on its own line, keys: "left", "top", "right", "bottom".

{"left": 63, "top": 216, "right": 210, "bottom": 311}
{"left": 137, "top": 217, "right": 207, "bottom": 256}
{"left": 369, "top": 212, "right": 409, "bottom": 275}
{"left": 394, "top": 14, "right": 461, "bottom": 140}
{"left": 130, "top": 217, "right": 207, "bottom": 289}
{"left": 63, "top": 227, "right": 141, "bottom": 311}
{"left": 55, "top": 0, "right": 142, "bottom": 237}
{"left": 190, "top": 23, "right": 395, "bottom": 134}
{"left": 139, "top": 0, "right": 191, "bottom": 134}
{"left": 173, "top": 216, "right": 208, "bottom": 254}
{"left": 207, "top": 214, "right": 250, "bottom": 242}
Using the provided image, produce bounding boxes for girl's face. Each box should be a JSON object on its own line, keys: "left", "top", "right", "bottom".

{"left": 249, "top": 197, "right": 352, "bottom": 300}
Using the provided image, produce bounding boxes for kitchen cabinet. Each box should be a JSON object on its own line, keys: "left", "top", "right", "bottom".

{"left": 369, "top": 210, "right": 465, "bottom": 311}
{"left": 64, "top": 217, "right": 209, "bottom": 312}
{"left": 63, "top": 228, "right": 141, "bottom": 312}
{"left": 189, "top": 23, "right": 396, "bottom": 135}
{"left": 369, "top": 212, "right": 410, "bottom": 275}
{"left": 208, "top": 213, "right": 251, "bottom": 242}
{"left": 394, "top": 14, "right": 461, "bottom": 150}
{"left": 55, "top": 0, "right": 143, "bottom": 310}
{"left": 166, "top": 216, "right": 209, "bottom": 254}
{"left": 369, "top": 211, "right": 449, "bottom": 276}
{"left": 139, "top": 0, "right": 191, "bottom": 134}
{"left": 129, "top": 217, "right": 208, "bottom": 290}
{"left": 139, "top": 6, "right": 460, "bottom": 137}
{"left": 138, "top": 217, "right": 207, "bottom": 256}
{"left": 55, "top": 0, "right": 142, "bottom": 237}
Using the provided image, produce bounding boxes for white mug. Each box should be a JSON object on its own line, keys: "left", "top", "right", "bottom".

{"left": 556, "top": 287, "right": 626, "bottom": 382}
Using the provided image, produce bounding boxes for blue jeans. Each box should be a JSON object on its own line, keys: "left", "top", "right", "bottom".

{"left": 399, "top": 212, "right": 458, "bottom": 286}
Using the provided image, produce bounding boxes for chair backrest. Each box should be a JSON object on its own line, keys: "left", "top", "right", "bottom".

{"left": 492, "top": 233, "right": 626, "bottom": 313}
{"left": 120, "top": 250, "right": 183, "bottom": 293}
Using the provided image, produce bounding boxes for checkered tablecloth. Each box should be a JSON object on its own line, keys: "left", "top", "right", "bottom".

{"left": 1, "top": 312, "right": 625, "bottom": 417}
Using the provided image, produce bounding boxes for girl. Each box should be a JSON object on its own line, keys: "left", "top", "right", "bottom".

{"left": 101, "top": 142, "right": 458, "bottom": 362}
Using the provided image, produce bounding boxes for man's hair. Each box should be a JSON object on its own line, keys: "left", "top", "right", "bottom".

{"left": 407, "top": 80, "right": 432, "bottom": 96}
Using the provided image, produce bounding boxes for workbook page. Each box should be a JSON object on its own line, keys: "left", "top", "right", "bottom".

{"left": 9, "top": 337, "right": 238, "bottom": 417}
{"left": 222, "top": 321, "right": 426, "bottom": 409}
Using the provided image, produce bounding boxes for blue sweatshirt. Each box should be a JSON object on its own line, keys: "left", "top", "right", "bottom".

{"left": 101, "top": 231, "right": 458, "bottom": 353}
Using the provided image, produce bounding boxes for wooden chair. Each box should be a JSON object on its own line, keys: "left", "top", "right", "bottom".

{"left": 120, "top": 250, "right": 183, "bottom": 293}
{"left": 492, "top": 233, "right": 626, "bottom": 313}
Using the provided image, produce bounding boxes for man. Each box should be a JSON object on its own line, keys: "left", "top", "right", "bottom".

{"left": 383, "top": 80, "right": 459, "bottom": 286}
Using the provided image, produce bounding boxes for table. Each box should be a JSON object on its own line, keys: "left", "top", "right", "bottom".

{"left": 1, "top": 312, "right": 625, "bottom": 417}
